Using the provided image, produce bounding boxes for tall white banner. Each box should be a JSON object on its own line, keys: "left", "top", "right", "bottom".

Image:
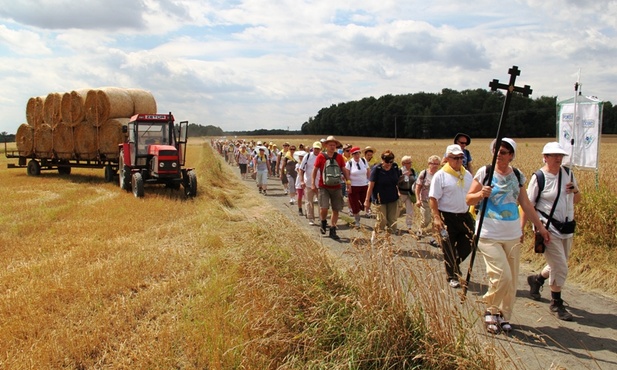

{"left": 557, "top": 96, "right": 603, "bottom": 170}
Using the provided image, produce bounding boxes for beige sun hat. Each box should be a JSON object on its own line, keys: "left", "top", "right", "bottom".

{"left": 323, "top": 135, "right": 341, "bottom": 147}
{"left": 363, "top": 146, "right": 376, "bottom": 154}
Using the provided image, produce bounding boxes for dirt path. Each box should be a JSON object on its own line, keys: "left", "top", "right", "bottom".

{"left": 236, "top": 167, "right": 617, "bottom": 369}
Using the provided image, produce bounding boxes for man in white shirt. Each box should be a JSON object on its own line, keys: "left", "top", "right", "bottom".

{"left": 429, "top": 144, "right": 474, "bottom": 289}
{"left": 298, "top": 141, "right": 322, "bottom": 225}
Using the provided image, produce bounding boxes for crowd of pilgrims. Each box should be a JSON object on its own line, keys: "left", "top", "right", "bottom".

{"left": 211, "top": 134, "right": 581, "bottom": 335}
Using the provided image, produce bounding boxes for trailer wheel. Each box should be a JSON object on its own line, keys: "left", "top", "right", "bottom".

{"left": 186, "top": 170, "right": 197, "bottom": 197}
{"left": 104, "top": 164, "right": 115, "bottom": 182}
{"left": 58, "top": 161, "right": 71, "bottom": 175}
{"left": 132, "top": 172, "right": 144, "bottom": 198}
{"left": 27, "top": 160, "right": 41, "bottom": 176}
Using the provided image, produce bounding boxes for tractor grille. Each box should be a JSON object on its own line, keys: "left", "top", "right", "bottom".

{"left": 158, "top": 161, "right": 179, "bottom": 174}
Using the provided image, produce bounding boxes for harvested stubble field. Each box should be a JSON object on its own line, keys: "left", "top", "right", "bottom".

{"left": 0, "top": 136, "right": 616, "bottom": 369}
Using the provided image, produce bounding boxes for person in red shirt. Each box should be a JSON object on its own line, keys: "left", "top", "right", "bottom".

{"left": 311, "top": 135, "right": 351, "bottom": 240}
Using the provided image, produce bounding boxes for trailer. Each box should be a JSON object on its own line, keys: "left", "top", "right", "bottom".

{"left": 4, "top": 143, "right": 120, "bottom": 181}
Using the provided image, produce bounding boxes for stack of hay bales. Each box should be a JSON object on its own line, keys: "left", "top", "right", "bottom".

{"left": 20, "top": 87, "right": 157, "bottom": 161}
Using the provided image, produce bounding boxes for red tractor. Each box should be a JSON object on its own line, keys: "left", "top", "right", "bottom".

{"left": 118, "top": 113, "right": 197, "bottom": 198}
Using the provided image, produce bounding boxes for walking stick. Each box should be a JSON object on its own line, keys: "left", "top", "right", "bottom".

{"left": 462, "top": 66, "right": 532, "bottom": 298}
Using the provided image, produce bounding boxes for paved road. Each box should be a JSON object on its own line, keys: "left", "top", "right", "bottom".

{"left": 237, "top": 166, "right": 617, "bottom": 370}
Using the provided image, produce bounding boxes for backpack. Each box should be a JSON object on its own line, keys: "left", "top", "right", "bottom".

{"left": 533, "top": 166, "right": 570, "bottom": 204}
{"left": 322, "top": 153, "right": 342, "bottom": 186}
{"left": 346, "top": 157, "right": 367, "bottom": 170}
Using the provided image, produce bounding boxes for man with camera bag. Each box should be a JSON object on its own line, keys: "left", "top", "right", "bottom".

{"left": 526, "top": 142, "right": 582, "bottom": 321}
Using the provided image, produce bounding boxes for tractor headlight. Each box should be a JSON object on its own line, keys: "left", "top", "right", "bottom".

{"left": 172, "top": 162, "right": 178, "bottom": 168}
{"left": 159, "top": 162, "right": 165, "bottom": 168}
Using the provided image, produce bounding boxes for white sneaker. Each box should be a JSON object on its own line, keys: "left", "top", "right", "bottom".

{"left": 289, "top": 198, "right": 294, "bottom": 204}
{"left": 448, "top": 279, "right": 461, "bottom": 289}
{"left": 309, "top": 220, "right": 315, "bottom": 226}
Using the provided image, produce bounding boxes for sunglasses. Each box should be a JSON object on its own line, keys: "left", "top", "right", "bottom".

{"left": 429, "top": 162, "right": 440, "bottom": 165}
{"left": 497, "top": 150, "right": 510, "bottom": 155}
{"left": 448, "top": 156, "right": 464, "bottom": 161}
{"left": 402, "top": 161, "right": 412, "bottom": 165}
{"left": 356, "top": 162, "right": 361, "bottom": 170}
{"left": 457, "top": 141, "right": 468, "bottom": 145}
{"left": 383, "top": 159, "right": 394, "bottom": 164}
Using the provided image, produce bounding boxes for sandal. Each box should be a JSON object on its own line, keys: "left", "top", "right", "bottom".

{"left": 496, "top": 313, "right": 512, "bottom": 333}
{"left": 484, "top": 311, "right": 501, "bottom": 334}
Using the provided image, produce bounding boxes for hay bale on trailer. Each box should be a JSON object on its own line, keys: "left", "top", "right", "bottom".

{"left": 25, "top": 96, "right": 45, "bottom": 129}
{"left": 43, "top": 92, "right": 62, "bottom": 128}
{"left": 61, "top": 89, "right": 88, "bottom": 127}
{"left": 74, "top": 121, "right": 98, "bottom": 160}
{"left": 98, "top": 118, "right": 129, "bottom": 160}
{"left": 16, "top": 123, "right": 34, "bottom": 156}
{"left": 34, "top": 123, "right": 53, "bottom": 157}
{"left": 52, "top": 122, "right": 74, "bottom": 159}
{"left": 100, "top": 87, "right": 135, "bottom": 119}
{"left": 126, "top": 88, "right": 157, "bottom": 114}
{"left": 84, "top": 90, "right": 108, "bottom": 127}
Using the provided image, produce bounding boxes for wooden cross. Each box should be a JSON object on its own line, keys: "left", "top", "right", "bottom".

{"left": 463, "top": 65, "right": 532, "bottom": 298}
{"left": 488, "top": 65, "right": 533, "bottom": 97}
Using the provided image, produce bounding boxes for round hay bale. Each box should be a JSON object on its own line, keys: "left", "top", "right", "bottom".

{"left": 99, "top": 87, "right": 134, "bottom": 119}
{"left": 34, "top": 123, "right": 53, "bottom": 157}
{"left": 52, "top": 122, "right": 74, "bottom": 159}
{"left": 84, "top": 89, "right": 107, "bottom": 127}
{"left": 61, "top": 89, "right": 88, "bottom": 127}
{"left": 43, "top": 92, "right": 62, "bottom": 128}
{"left": 74, "top": 121, "right": 98, "bottom": 160}
{"left": 16, "top": 123, "right": 34, "bottom": 156}
{"left": 126, "top": 88, "right": 157, "bottom": 114}
{"left": 26, "top": 96, "right": 46, "bottom": 129}
{"left": 99, "top": 118, "right": 129, "bottom": 160}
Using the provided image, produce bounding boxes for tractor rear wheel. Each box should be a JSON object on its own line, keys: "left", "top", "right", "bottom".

{"left": 119, "top": 153, "right": 131, "bottom": 191}
{"left": 186, "top": 170, "right": 197, "bottom": 197}
{"left": 132, "top": 172, "right": 145, "bottom": 198}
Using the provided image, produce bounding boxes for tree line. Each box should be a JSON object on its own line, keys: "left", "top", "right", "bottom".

{"left": 300, "top": 89, "right": 617, "bottom": 139}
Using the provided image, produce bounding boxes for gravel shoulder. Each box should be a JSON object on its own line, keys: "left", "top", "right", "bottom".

{"left": 238, "top": 168, "right": 617, "bottom": 370}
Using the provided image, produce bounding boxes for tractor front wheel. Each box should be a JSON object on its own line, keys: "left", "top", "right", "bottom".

{"left": 186, "top": 170, "right": 197, "bottom": 197}
{"left": 132, "top": 172, "right": 145, "bottom": 198}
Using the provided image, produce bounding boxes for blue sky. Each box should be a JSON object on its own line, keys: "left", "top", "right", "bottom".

{"left": 1, "top": 0, "right": 616, "bottom": 134}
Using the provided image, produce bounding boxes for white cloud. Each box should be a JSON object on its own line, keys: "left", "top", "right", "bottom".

{"left": 0, "top": 25, "right": 52, "bottom": 55}
{"left": 0, "top": 0, "right": 616, "bottom": 134}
